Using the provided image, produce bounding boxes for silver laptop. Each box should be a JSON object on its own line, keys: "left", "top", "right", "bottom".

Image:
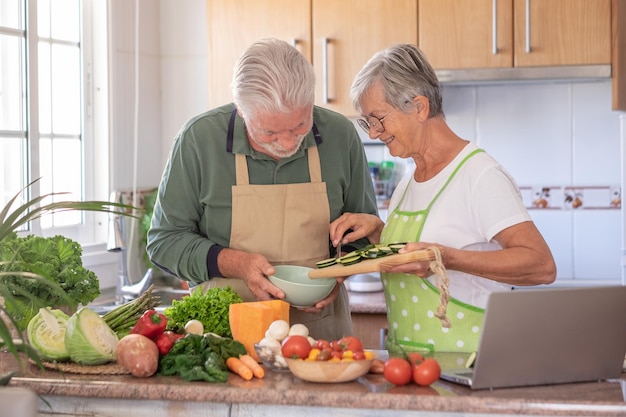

{"left": 439, "top": 286, "right": 626, "bottom": 390}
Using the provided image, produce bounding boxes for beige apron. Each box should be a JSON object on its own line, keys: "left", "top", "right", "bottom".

{"left": 201, "top": 121, "right": 352, "bottom": 340}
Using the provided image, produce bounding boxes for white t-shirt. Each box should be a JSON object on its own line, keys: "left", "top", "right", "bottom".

{"left": 388, "top": 143, "right": 531, "bottom": 307}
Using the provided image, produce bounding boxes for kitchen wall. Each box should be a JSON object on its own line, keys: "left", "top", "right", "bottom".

{"left": 102, "top": 0, "right": 625, "bottom": 289}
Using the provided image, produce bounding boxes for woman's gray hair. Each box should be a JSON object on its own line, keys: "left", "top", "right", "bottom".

{"left": 350, "top": 44, "right": 443, "bottom": 118}
{"left": 231, "top": 38, "right": 315, "bottom": 118}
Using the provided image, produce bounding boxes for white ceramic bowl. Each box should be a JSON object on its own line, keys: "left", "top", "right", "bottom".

{"left": 268, "top": 265, "right": 336, "bottom": 307}
{"left": 284, "top": 356, "right": 375, "bottom": 383}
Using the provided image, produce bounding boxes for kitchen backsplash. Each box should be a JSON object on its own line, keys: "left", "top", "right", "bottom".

{"left": 358, "top": 80, "right": 624, "bottom": 286}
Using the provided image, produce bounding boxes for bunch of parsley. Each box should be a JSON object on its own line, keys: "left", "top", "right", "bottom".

{"left": 0, "top": 232, "right": 100, "bottom": 330}
{"left": 163, "top": 286, "right": 242, "bottom": 337}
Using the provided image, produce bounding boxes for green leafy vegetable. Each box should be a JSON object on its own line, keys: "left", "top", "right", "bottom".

{"left": 163, "top": 286, "right": 242, "bottom": 337}
{"left": 65, "top": 307, "right": 119, "bottom": 365}
{"left": 158, "top": 333, "right": 245, "bottom": 382}
{"left": 27, "top": 307, "right": 70, "bottom": 361}
{"left": 0, "top": 177, "right": 137, "bottom": 379}
{"left": 0, "top": 232, "right": 100, "bottom": 330}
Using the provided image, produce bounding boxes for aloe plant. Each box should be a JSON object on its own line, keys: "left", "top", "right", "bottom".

{"left": 0, "top": 178, "right": 137, "bottom": 382}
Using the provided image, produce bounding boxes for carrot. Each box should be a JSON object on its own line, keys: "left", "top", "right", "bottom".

{"left": 239, "top": 354, "right": 265, "bottom": 379}
{"left": 226, "top": 356, "right": 253, "bottom": 381}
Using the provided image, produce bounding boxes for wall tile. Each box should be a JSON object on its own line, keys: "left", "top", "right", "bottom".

{"left": 474, "top": 83, "right": 572, "bottom": 185}
{"left": 529, "top": 210, "right": 574, "bottom": 280}
{"left": 572, "top": 81, "right": 621, "bottom": 184}
{"left": 572, "top": 210, "right": 621, "bottom": 280}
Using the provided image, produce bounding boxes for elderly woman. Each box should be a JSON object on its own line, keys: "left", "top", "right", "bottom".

{"left": 331, "top": 44, "right": 556, "bottom": 353}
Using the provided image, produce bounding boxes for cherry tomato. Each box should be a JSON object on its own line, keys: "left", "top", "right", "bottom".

{"left": 337, "top": 336, "right": 363, "bottom": 353}
{"left": 315, "top": 339, "right": 331, "bottom": 350}
{"left": 330, "top": 340, "right": 344, "bottom": 352}
{"left": 317, "top": 348, "right": 332, "bottom": 361}
{"left": 330, "top": 350, "right": 343, "bottom": 359}
{"left": 281, "top": 335, "right": 312, "bottom": 359}
{"left": 383, "top": 357, "right": 413, "bottom": 386}
{"left": 407, "top": 352, "right": 425, "bottom": 365}
{"left": 353, "top": 350, "right": 366, "bottom": 360}
{"left": 412, "top": 358, "right": 441, "bottom": 386}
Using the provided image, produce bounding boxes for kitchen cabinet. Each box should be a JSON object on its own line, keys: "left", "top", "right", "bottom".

{"left": 351, "top": 312, "right": 388, "bottom": 350}
{"left": 206, "top": 0, "right": 418, "bottom": 116}
{"left": 311, "top": 0, "right": 417, "bottom": 116}
{"left": 206, "top": 0, "right": 311, "bottom": 109}
{"left": 418, "top": 0, "right": 611, "bottom": 69}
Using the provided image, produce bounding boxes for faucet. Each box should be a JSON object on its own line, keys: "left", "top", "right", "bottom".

{"left": 107, "top": 192, "right": 153, "bottom": 303}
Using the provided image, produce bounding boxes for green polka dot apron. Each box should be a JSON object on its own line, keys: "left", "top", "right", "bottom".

{"left": 381, "top": 149, "right": 485, "bottom": 354}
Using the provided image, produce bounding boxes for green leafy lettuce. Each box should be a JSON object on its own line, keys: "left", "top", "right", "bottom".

{"left": 163, "top": 286, "right": 242, "bottom": 337}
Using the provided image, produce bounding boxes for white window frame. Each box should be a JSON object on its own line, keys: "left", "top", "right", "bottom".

{"left": 5, "top": 0, "right": 110, "bottom": 246}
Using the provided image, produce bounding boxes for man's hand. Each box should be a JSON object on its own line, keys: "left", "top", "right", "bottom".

{"left": 217, "top": 248, "right": 285, "bottom": 300}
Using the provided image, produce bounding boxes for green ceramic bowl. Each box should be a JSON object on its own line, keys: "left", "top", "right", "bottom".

{"left": 268, "top": 265, "right": 336, "bottom": 308}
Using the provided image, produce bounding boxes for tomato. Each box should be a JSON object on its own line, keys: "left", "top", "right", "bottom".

{"left": 407, "top": 352, "right": 425, "bottom": 365}
{"left": 383, "top": 357, "right": 413, "bottom": 386}
{"left": 330, "top": 340, "right": 344, "bottom": 352}
{"left": 315, "top": 339, "right": 331, "bottom": 350}
{"left": 317, "top": 348, "right": 332, "bottom": 361}
{"left": 353, "top": 350, "right": 366, "bottom": 360}
{"left": 281, "top": 335, "right": 312, "bottom": 359}
{"left": 330, "top": 350, "right": 343, "bottom": 359}
{"left": 337, "top": 336, "right": 363, "bottom": 353}
{"left": 412, "top": 358, "right": 441, "bottom": 386}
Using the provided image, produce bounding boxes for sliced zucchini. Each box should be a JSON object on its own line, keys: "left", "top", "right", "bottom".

{"left": 316, "top": 258, "right": 338, "bottom": 268}
{"left": 388, "top": 242, "right": 407, "bottom": 253}
{"left": 337, "top": 255, "right": 361, "bottom": 266}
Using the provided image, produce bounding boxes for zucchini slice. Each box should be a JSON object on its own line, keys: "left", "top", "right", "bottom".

{"left": 316, "top": 258, "right": 338, "bottom": 268}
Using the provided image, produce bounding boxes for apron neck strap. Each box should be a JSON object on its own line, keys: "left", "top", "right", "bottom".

{"left": 227, "top": 107, "right": 323, "bottom": 154}
{"left": 229, "top": 107, "right": 324, "bottom": 185}
{"left": 397, "top": 148, "right": 485, "bottom": 209}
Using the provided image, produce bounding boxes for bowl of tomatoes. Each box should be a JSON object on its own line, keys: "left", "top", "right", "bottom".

{"left": 281, "top": 335, "right": 376, "bottom": 383}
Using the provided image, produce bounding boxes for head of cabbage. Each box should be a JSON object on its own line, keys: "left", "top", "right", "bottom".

{"left": 27, "top": 307, "right": 71, "bottom": 362}
{"left": 64, "top": 307, "right": 119, "bottom": 365}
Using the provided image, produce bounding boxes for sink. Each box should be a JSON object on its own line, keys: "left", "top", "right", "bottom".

{"left": 87, "top": 269, "right": 191, "bottom": 315}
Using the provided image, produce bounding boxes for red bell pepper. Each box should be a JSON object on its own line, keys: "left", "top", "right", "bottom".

{"left": 155, "top": 331, "right": 184, "bottom": 355}
{"left": 130, "top": 309, "right": 167, "bottom": 340}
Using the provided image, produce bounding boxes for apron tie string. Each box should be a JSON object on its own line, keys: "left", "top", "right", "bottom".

{"left": 428, "top": 246, "right": 452, "bottom": 328}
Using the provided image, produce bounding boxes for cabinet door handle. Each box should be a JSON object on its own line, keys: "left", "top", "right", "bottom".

{"left": 290, "top": 38, "right": 298, "bottom": 48}
{"left": 492, "top": 0, "right": 498, "bottom": 54}
{"left": 525, "top": 0, "right": 531, "bottom": 53}
{"left": 322, "top": 37, "right": 331, "bottom": 104}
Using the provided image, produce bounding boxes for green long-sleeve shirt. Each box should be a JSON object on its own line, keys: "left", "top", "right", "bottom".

{"left": 147, "top": 104, "right": 378, "bottom": 284}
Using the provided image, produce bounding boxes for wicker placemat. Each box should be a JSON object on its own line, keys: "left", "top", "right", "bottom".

{"left": 30, "top": 359, "right": 130, "bottom": 375}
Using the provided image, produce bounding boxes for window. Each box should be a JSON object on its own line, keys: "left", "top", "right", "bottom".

{"left": 0, "top": 0, "right": 108, "bottom": 244}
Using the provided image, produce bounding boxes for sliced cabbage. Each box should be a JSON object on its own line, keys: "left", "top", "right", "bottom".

{"left": 27, "top": 307, "right": 70, "bottom": 361}
{"left": 65, "top": 307, "right": 119, "bottom": 365}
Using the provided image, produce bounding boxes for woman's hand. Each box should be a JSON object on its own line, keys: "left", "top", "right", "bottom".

{"left": 384, "top": 241, "right": 442, "bottom": 278}
{"left": 330, "top": 212, "right": 384, "bottom": 247}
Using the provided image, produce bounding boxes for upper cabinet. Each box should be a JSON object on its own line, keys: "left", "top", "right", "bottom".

{"left": 206, "top": 0, "right": 311, "bottom": 110}
{"left": 418, "top": 0, "right": 611, "bottom": 69}
{"left": 206, "top": 0, "right": 417, "bottom": 116}
{"left": 311, "top": 0, "right": 417, "bottom": 115}
{"left": 207, "top": 0, "right": 624, "bottom": 111}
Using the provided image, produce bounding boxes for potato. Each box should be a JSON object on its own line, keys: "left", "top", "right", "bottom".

{"left": 115, "top": 334, "right": 159, "bottom": 378}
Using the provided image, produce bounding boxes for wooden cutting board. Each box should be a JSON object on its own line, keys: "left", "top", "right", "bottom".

{"left": 307, "top": 249, "right": 435, "bottom": 279}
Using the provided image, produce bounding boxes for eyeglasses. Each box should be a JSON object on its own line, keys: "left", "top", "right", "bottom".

{"left": 356, "top": 109, "right": 396, "bottom": 134}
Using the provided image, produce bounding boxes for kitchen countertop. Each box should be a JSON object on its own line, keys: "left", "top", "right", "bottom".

{"left": 3, "top": 352, "right": 626, "bottom": 417}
